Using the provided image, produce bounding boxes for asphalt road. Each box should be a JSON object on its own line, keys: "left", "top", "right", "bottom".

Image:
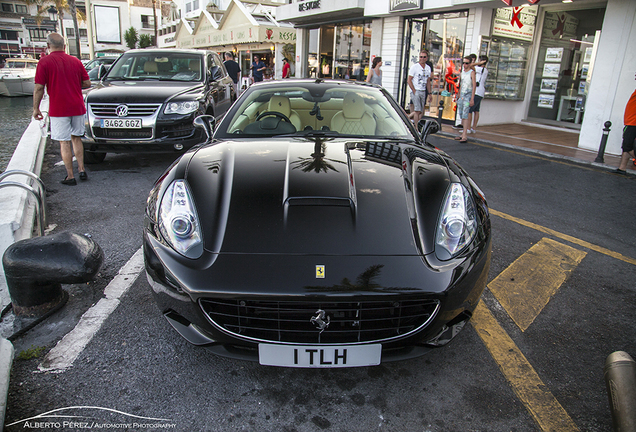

{"left": 3, "top": 134, "right": 636, "bottom": 432}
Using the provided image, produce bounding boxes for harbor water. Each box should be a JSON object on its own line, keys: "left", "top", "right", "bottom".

{"left": 0, "top": 96, "right": 34, "bottom": 172}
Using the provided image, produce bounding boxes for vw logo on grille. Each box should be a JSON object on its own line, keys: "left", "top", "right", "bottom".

{"left": 310, "top": 309, "right": 330, "bottom": 334}
{"left": 115, "top": 105, "right": 129, "bottom": 117}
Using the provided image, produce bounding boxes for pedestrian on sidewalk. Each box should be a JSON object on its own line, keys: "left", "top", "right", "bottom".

{"left": 407, "top": 50, "right": 432, "bottom": 126}
{"left": 468, "top": 55, "right": 488, "bottom": 134}
{"left": 223, "top": 52, "right": 240, "bottom": 94}
{"left": 251, "top": 55, "right": 266, "bottom": 83}
{"left": 454, "top": 56, "right": 476, "bottom": 143}
{"left": 616, "top": 80, "right": 636, "bottom": 174}
{"left": 366, "top": 56, "right": 382, "bottom": 86}
{"left": 282, "top": 57, "right": 291, "bottom": 79}
{"left": 33, "top": 33, "right": 91, "bottom": 186}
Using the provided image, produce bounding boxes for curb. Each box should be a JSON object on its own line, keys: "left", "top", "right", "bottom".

{"left": 437, "top": 131, "right": 635, "bottom": 176}
{"left": 0, "top": 97, "right": 49, "bottom": 430}
{"left": 0, "top": 338, "right": 13, "bottom": 429}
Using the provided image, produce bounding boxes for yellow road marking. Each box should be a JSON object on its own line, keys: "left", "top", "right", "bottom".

{"left": 488, "top": 238, "right": 587, "bottom": 331}
{"left": 491, "top": 209, "right": 636, "bottom": 266}
{"left": 472, "top": 302, "right": 580, "bottom": 432}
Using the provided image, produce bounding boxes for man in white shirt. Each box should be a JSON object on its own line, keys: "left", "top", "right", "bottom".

{"left": 408, "top": 50, "right": 432, "bottom": 126}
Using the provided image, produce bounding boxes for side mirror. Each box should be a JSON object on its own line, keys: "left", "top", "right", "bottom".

{"left": 418, "top": 118, "right": 440, "bottom": 141}
{"left": 97, "top": 64, "right": 107, "bottom": 80}
{"left": 193, "top": 115, "right": 216, "bottom": 141}
{"left": 209, "top": 65, "right": 222, "bottom": 82}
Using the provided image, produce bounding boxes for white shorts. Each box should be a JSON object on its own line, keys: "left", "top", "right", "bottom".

{"left": 50, "top": 115, "right": 85, "bottom": 141}
{"left": 412, "top": 90, "right": 428, "bottom": 112}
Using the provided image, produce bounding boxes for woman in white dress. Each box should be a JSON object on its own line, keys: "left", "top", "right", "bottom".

{"left": 366, "top": 57, "right": 382, "bottom": 86}
{"left": 454, "top": 56, "right": 476, "bottom": 143}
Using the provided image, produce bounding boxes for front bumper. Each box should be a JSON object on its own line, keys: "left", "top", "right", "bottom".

{"left": 83, "top": 111, "right": 204, "bottom": 153}
{"left": 143, "top": 223, "right": 492, "bottom": 365}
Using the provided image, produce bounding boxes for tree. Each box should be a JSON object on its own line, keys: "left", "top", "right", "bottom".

{"left": 124, "top": 27, "right": 138, "bottom": 50}
{"left": 139, "top": 34, "right": 153, "bottom": 49}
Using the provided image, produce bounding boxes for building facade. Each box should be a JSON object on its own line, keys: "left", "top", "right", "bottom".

{"left": 279, "top": 0, "right": 635, "bottom": 157}
{"left": 0, "top": 0, "right": 164, "bottom": 61}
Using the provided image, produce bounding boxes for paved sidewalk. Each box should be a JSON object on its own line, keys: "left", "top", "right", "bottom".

{"left": 439, "top": 122, "right": 635, "bottom": 175}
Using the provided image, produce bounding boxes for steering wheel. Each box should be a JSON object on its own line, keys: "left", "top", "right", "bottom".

{"left": 256, "top": 111, "right": 292, "bottom": 124}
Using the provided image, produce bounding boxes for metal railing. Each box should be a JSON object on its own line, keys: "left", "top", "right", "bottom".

{"left": 0, "top": 170, "right": 47, "bottom": 237}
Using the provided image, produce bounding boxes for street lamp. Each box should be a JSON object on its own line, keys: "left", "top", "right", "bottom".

{"left": 47, "top": 6, "right": 57, "bottom": 22}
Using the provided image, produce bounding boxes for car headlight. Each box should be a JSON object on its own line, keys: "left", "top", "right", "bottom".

{"left": 435, "top": 183, "right": 477, "bottom": 259}
{"left": 158, "top": 180, "right": 203, "bottom": 259}
{"left": 164, "top": 101, "right": 199, "bottom": 115}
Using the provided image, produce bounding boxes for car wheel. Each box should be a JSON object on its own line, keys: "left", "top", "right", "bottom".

{"left": 84, "top": 151, "right": 107, "bottom": 164}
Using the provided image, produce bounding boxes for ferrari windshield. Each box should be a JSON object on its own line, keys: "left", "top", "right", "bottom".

{"left": 220, "top": 83, "right": 414, "bottom": 139}
{"left": 105, "top": 52, "right": 204, "bottom": 82}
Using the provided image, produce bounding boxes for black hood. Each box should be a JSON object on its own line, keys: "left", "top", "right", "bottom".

{"left": 183, "top": 138, "right": 451, "bottom": 256}
{"left": 87, "top": 81, "right": 203, "bottom": 104}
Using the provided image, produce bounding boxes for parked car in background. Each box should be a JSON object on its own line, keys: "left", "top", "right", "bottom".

{"left": 83, "top": 56, "right": 119, "bottom": 72}
{"left": 87, "top": 64, "right": 109, "bottom": 85}
{"left": 143, "top": 79, "right": 492, "bottom": 367}
{"left": 82, "top": 49, "right": 236, "bottom": 163}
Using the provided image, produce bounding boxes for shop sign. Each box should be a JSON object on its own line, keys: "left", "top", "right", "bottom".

{"left": 492, "top": 5, "right": 537, "bottom": 42}
{"left": 390, "top": 0, "right": 420, "bottom": 13}
{"left": 298, "top": 0, "right": 321, "bottom": 12}
{"left": 178, "top": 27, "right": 295, "bottom": 48}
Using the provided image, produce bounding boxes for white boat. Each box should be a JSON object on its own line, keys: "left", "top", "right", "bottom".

{"left": 0, "top": 58, "right": 38, "bottom": 97}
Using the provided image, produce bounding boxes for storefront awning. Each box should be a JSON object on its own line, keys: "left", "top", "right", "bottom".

{"left": 175, "top": 0, "right": 296, "bottom": 50}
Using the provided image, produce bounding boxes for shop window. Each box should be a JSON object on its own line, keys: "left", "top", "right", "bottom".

{"left": 401, "top": 12, "right": 468, "bottom": 122}
{"left": 307, "top": 28, "right": 319, "bottom": 78}
{"left": 527, "top": 7, "right": 605, "bottom": 128}
{"left": 333, "top": 23, "right": 371, "bottom": 81}
{"left": 481, "top": 37, "right": 531, "bottom": 100}
{"left": 307, "top": 26, "right": 334, "bottom": 79}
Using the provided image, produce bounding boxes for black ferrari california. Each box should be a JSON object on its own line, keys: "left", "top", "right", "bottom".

{"left": 143, "top": 79, "right": 491, "bottom": 368}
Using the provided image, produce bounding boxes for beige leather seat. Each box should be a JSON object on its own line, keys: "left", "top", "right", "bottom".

{"left": 330, "top": 93, "right": 376, "bottom": 135}
{"left": 143, "top": 61, "right": 158, "bottom": 74}
{"left": 267, "top": 95, "right": 302, "bottom": 131}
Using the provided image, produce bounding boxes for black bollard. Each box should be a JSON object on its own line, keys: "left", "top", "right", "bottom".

{"left": 2, "top": 231, "right": 103, "bottom": 317}
{"left": 437, "top": 99, "right": 445, "bottom": 126}
{"left": 604, "top": 351, "right": 636, "bottom": 431}
{"left": 595, "top": 121, "right": 612, "bottom": 163}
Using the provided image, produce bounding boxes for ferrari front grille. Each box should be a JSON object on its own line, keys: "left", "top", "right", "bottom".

{"left": 199, "top": 298, "right": 440, "bottom": 344}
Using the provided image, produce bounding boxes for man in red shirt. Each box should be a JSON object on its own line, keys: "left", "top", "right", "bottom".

{"left": 282, "top": 57, "right": 290, "bottom": 79}
{"left": 616, "top": 72, "right": 636, "bottom": 174}
{"left": 33, "top": 33, "right": 91, "bottom": 185}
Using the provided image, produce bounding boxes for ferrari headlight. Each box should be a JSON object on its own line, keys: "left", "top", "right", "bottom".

{"left": 164, "top": 101, "right": 199, "bottom": 115}
{"left": 158, "top": 180, "right": 203, "bottom": 259}
{"left": 435, "top": 183, "right": 477, "bottom": 259}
